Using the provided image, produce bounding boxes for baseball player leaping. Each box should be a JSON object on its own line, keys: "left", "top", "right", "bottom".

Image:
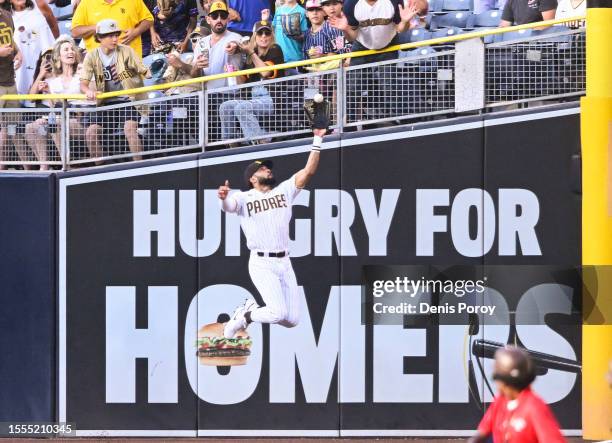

{"left": 218, "top": 125, "right": 327, "bottom": 339}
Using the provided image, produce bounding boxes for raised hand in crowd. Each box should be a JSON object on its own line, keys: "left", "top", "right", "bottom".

{"left": 237, "top": 39, "right": 252, "bottom": 55}
{"left": 398, "top": 0, "right": 419, "bottom": 28}
{"left": 261, "top": 8, "right": 270, "bottom": 21}
{"left": 328, "top": 12, "right": 349, "bottom": 31}
{"left": 33, "top": 63, "right": 51, "bottom": 93}
{"left": 228, "top": 7, "right": 241, "bottom": 22}
{"left": 225, "top": 41, "right": 239, "bottom": 55}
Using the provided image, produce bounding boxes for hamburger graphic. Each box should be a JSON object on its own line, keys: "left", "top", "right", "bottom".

{"left": 196, "top": 323, "right": 252, "bottom": 366}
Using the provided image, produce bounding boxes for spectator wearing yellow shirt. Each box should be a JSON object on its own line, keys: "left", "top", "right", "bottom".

{"left": 71, "top": 0, "right": 153, "bottom": 58}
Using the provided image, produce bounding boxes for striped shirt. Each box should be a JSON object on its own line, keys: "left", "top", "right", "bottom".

{"left": 230, "top": 174, "right": 300, "bottom": 252}
{"left": 303, "top": 21, "right": 351, "bottom": 60}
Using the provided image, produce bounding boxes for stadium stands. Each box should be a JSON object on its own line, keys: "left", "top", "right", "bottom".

{"left": 0, "top": 2, "right": 587, "bottom": 169}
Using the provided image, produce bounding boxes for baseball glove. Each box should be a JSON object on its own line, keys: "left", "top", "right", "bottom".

{"left": 303, "top": 97, "right": 331, "bottom": 131}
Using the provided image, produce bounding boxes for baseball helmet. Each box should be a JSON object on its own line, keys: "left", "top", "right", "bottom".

{"left": 244, "top": 160, "right": 274, "bottom": 188}
{"left": 492, "top": 346, "right": 536, "bottom": 390}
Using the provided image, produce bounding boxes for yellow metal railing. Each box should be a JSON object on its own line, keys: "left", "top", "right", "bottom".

{"left": 0, "top": 16, "right": 586, "bottom": 103}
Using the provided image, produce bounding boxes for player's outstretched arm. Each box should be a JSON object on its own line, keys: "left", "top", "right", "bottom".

{"left": 218, "top": 180, "right": 238, "bottom": 213}
{"left": 295, "top": 128, "right": 325, "bottom": 189}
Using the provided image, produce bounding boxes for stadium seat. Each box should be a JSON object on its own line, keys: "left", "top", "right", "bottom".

{"left": 55, "top": 4, "right": 73, "bottom": 19}
{"left": 57, "top": 19, "right": 72, "bottom": 37}
{"left": 406, "top": 28, "right": 433, "bottom": 43}
{"left": 530, "top": 26, "right": 583, "bottom": 95}
{"left": 532, "top": 25, "right": 573, "bottom": 43}
{"left": 469, "top": 26, "right": 497, "bottom": 43}
{"left": 430, "top": 11, "right": 474, "bottom": 30}
{"left": 473, "top": 9, "right": 502, "bottom": 27}
{"left": 496, "top": 28, "right": 532, "bottom": 42}
{"left": 442, "top": 0, "right": 473, "bottom": 11}
{"left": 486, "top": 46, "right": 524, "bottom": 102}
{"left": 428, "top": 0, "right": 445, "bottom": 13}
{"left": 431, "top": 26, "right": 464, "bottom": 39}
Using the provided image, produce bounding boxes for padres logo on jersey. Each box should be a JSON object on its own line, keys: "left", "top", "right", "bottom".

{"left": 246, "top": 194, "right": 288, "bottom": 217}
{"left": 0, "top": 21, "right": 13, "bottom": 46}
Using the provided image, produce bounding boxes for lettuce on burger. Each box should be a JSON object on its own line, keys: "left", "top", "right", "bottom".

{"left": 196, "top": 323, "right": 252, "bottom": 366}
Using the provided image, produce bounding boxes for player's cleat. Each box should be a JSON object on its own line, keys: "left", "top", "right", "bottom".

{"left": 224, "top": 299, "right": 257, "bottom": 339}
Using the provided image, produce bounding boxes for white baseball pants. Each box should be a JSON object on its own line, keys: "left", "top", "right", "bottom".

{"left": 248, "top": 254, "right": 300, "bottom": 328}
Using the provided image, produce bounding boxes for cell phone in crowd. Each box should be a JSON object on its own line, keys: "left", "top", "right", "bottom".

{"left": 44, "top": 53, "right": 53, "bottom": 72}
{"left": 197, "top": 39, "right": 209, "bottom": 59}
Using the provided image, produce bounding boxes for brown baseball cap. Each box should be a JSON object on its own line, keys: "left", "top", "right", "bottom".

{"left": 244, "top": 160, "right": 273, "bottom": 188}
{"left": 253, "top": 20, "right": 272, "bottom": 33}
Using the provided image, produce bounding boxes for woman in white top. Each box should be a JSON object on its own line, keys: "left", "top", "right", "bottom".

{"left": 25, "top": 36, "right": 87, "bottom": 169}
{"left": 11, "top": 0, "right": 55, "bottom": 94}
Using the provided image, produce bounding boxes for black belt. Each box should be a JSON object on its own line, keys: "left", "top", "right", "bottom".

{"left": 257, "top": 251, "right": 286, "bottom": 258}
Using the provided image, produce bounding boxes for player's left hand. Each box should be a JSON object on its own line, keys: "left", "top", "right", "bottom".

{"left": 218, "top": 180, "right": 230, "bottom": 200}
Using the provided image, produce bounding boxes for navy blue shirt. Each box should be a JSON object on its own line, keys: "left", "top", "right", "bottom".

{"left": 303, "top": 21, "right": 352, "bottom": 59}
{"left": 153, "top": 0, "right": 198, "bottom": 44}
{"left": 228, "top": 0, "right": 274, "bottom": 34}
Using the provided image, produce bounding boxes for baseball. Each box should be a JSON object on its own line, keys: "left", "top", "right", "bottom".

{"left": 313, "top": 93, "right": 324, "bottom": 103}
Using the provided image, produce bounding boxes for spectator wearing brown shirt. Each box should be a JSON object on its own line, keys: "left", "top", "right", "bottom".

{"left": 0, "top": 7, "right": 28, "bottom": 170}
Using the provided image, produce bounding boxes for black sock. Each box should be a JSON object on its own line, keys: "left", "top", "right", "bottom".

{"left": 244, "top": 310, "right": 253, "bottom": 324}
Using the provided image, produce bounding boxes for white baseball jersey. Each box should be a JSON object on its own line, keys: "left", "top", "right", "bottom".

{"left": 229, "top": 174, "right": 301, "bottom": 252}
{"left": 221, "top": 173, "right": 303, "bottom": 328}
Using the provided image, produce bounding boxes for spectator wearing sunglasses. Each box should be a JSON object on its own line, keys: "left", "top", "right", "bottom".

{"left": 219, "top": 19, "right": 284, "bottom": 143}
{"left": 190, "top": 1, "right": 242, "bottom": 89}
{"left": 162, "top": 25, "right": 206, "bottom": 76}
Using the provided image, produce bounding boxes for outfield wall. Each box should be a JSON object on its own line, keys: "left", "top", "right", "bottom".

{"left": 0, "top": 104, "right": 583, "bottom": 436}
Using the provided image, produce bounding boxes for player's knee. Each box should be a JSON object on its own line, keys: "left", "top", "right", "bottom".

{"left": 280, "top": 317, "right": 299, "bottom": 328}
{"left": 280, "top": 311, "right": 299, "bottom": 328}
{"left": 234, "top": 101, "right": 252, "bottom": 116}
{"left": 267, "top": 309, "right": 284, "bottom": 324}
{"left": 219, "top": 101, "right": 233, "bottom": 115}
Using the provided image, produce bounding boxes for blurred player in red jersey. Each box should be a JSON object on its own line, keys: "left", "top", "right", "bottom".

{"left": 468, "top": 346, "right": 566, "bottom": 443}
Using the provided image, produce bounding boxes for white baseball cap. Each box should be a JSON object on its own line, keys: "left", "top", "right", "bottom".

{"left": 96, "top": 19, "right": 121, "bottom": 35}
{"left": 306, "top": 0, "right": 322, "bottom": 8}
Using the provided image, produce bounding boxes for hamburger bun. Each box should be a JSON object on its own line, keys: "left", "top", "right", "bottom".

{"left": 196, "top": 322, "right": 251, "bottom": 366}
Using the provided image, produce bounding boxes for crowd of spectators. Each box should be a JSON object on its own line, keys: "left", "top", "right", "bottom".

{"left": 0, "top": 0, "right": 587, "bottom": 168}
